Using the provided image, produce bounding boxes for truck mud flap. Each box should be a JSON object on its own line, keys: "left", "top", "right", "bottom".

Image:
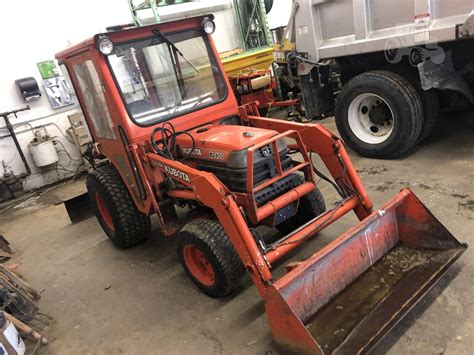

{"left": 264, "top": 189, "right": 467, "bottom": 354}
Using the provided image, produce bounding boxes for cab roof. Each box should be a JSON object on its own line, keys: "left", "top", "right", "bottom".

{"left": 55, "top": 14, "right": 213, "bottom": 63}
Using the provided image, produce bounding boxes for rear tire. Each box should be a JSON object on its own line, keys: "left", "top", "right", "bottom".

{"left": 177, "top": 218, "right": 245, "bottom": 298}
{"left": 87, "top": 165, "right": 151, "bottom": 248}
{"left": 277, "top": 176, "right": 326, "bottom": 235}
{"left": 335, "top": 70, "right": 423, "bottom": 159}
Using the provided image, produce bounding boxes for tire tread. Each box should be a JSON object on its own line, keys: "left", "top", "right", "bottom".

{"left": 88, "top": 165, "right": 150, "bottom": 248}
{"left": 335, "top": 70, "right": 424, "bottom": 158}
{"left": 178, "top": 218, "right": 245, "bottom": 297}
{"left": 277, "top": 175, "right": 326, "bottom": 234}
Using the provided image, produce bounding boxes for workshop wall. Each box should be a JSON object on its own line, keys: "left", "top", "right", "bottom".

{"left": 267, "top": 0, "right": 293, "bottom": 29}
{"left": 0, "top": 0, "right": 242, "bottom": 192}
{"left": 0, "top": 0, "right": 133, "bottom": 191}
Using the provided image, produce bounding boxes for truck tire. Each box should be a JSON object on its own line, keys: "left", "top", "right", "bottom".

{"left": 417, "top": 89, "right": 439, "bottom": 142}
{"left": 87, "top": 164, "right": 151, "bottom": 249}
{"left": 377, "top": 70, "right": 433, "bottom": 143}
{"left": 387, "top": 67, "right": 440, "bottom": 143}
{"left": 277, "top": 175, "right": 326, "bottom": 235}
{"left": 177, "top": 218, "right": 245, "bottom": 298}
{"left": 335, "top": 70, "right": 423, "bottom": 159}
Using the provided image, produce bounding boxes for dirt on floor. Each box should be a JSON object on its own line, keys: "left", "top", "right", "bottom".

{"left": 0, "top": 109, "right": 473, "bottom": 354}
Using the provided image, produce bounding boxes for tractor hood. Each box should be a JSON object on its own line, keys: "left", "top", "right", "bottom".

{"left": 176, "top": 124, "right": 287, "bottom": 169}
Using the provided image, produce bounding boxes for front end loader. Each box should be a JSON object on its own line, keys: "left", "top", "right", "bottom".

{"left": 56, "top": 15, "right": 467, "bottom": 354}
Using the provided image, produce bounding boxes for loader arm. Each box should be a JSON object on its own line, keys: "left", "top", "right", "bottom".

{"left": 144, "top": 135, "right": 369, "bottom": 299}
{"left": 240, "top": 104, "right": 374, "bottom": 220}
{"left": 142, "top": 103, "right": 380, "bottom": 291}
{"left": 145, "top": 151, "right": 273, "bottom": 296}
{"left": 139, "top": 103, "right": 467, "bottom": 354}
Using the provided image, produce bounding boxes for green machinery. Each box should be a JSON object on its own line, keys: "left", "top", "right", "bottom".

{"left": 128, "top": 0, "right": 190, "bottom": 26}
{"left": 128, "top": 0, "right": 274, "bottom": 51}
{"left": 127, "top": 0, "right": 282, "bottom": 98}
{"left": 233, "top": 0, "right": 273, "bottom": 51}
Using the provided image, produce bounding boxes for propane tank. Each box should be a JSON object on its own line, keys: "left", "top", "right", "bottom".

{"left": 28, "top": 132, "right": 59, "bottom": 167}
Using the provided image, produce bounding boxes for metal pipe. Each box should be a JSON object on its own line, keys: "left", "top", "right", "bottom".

{"left": 0, "top": 105, "right": 78, "bottom": 132}
{"left": 168, "top": 189, "right": 196, "bottom": 200}
{"left": 0, "top": 121, "right": 74, "bottom": 140}
{"left": 265, "top": 196, "right": 359, "bottom": 265}
{"left": 118, "top": 125, "right": 147, "bottom": 201}
{"left": 1, "top": 108, "right": 32, "bottom": 178}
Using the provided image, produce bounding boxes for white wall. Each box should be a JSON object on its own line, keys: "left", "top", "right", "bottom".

{"left": 267, "top": 0, "right": 293, "bottom": 29}
{"left": 0, "top": 0, "right": 242, "bottom": 191}
{"left": 0, "top": 0, "right": 133, "bottom": 191}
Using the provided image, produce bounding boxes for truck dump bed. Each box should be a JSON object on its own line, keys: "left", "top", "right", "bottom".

{"left": 294, "top": 0, "right": 474, "bottom": 61}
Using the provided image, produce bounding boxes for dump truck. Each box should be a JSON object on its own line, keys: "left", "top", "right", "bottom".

{"left": 56, "top": 15, "right": 467, "bottom": 354}
{"left": 289, "top": 0, "right": 474, "bottom": 158}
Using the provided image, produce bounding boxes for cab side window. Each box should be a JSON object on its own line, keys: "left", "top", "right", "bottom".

{"left": 73, "top": 60, "right": 115, "bottom": 139}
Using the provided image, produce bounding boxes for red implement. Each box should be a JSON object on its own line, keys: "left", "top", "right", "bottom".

{"left": 265, "top": 189, "right": 467, "bottom": 354}
{"left": 55, "top": 16, "right": 467, "bottom": 354}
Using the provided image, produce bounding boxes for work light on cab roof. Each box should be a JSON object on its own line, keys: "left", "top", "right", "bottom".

{"left": 202, "top": 19, "right": 215, "bottom": 35}
{"left": 97, "top": 36, "right": 114, "bottom": 56}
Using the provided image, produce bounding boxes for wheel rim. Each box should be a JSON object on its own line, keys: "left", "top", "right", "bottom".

{"left": 95, "top": 191, "right": 114, "bottom": 231}
{"left": 348, "top": 93, "right": 395, "bottom": 144}
{"left": 183, "top": 245, "right": 215, "bottom": 287}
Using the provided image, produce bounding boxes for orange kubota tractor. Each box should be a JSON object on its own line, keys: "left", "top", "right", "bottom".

{"left": 56, "top": 15, "right": 466, "bottom": 354}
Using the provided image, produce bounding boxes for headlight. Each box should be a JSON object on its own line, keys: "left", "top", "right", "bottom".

{"left": 97, "top": 36, "right": 114, "bottom": 55}
{"left": 202, "top": 19, "right": 216, "bottom": 35}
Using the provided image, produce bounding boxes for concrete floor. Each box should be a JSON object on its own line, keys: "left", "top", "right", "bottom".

{"left": 0, "top": 109, "right": 473, "bottom": 354}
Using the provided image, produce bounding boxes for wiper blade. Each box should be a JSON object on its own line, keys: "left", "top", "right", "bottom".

{"left": 191, "top": 89, "right": 217, "bottom": 109}
{"left": 152, "top": 29, "right": 200, "bottom": 73}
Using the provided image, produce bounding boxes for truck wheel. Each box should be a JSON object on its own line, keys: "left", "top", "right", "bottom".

{"left": 87, "top": 165, "right": 151, "bottom": 248}
{"left": 277, "top": 176, "right": 326, "bottom": 235}
{"left": 387, "top": 67, "right": 440, "bottom": 143}
{"left": 177, "top": 218, "right": 245, "bottom": 298}
{"left": 335, "top": 70, "right": 423, "bottom": 159}
{"left": 417, "top": 89, "right": 439, "bottom": 142}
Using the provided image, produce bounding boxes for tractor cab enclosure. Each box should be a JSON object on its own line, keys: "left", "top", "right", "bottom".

{"left": 56, "top": 16, "right": 466, "bottom": 354}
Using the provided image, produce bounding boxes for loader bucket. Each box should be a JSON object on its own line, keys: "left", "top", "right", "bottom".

{"left": 265, "top": 189, "right": 467, "bottom": 354}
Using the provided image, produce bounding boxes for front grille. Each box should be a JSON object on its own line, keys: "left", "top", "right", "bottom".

{"left": 254, "top": 174, "right": 300, "bottom": 206}
{"left": 196, "top": 148, "right": 292, "bottom": 193}
{"left": 258, "top": 145, "right": 273, "bottom": 159}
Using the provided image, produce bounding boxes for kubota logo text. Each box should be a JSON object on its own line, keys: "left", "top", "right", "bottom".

{"left": 183, "top": 147, "right": 202, "bottom": 156}
{"left": 151, "top": 160, "right": 191, "bottom": 182}
{"left": 164, "top": 166, "right": 191, "bottom": 182}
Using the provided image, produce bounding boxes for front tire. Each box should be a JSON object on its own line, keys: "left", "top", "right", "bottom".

{"left": 177, "top": 218, "right": 245, "bottom": 298}
{"left": 335, "top": 70, "right": 423, "bottom": 159}
{"left": 258, "top": 107, "right": 269, "bottom": 117}
{"left": 277, "top": 176, "right": 326, "bottom": 235}
{"left": 87, "top": 165, "right": 151, "bottom": 248}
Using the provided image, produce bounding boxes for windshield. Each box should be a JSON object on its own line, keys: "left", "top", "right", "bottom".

{"left": 108, "top": 29, "right": 227, "bottom": 126}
